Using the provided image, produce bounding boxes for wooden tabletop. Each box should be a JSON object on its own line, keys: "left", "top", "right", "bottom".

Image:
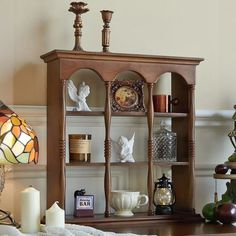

{"left": 95, "top": 222, "right": 236, "bottom": 236}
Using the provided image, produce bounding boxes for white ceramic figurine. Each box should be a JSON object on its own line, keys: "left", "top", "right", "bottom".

{"left": 67, "top": 80, "right": 91, "bottom": 111}
{"left": 112, "top": 133, "right": 135, "bottom": 162}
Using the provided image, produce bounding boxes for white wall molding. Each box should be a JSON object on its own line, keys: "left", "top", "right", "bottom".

{"left": 196, "top": 109, "right": 234, "bottom": 127}
{"left": 9, "top": 105, "right": 46, "bottom": 126}
{"left": 195, "top": 164, "right": 215, "bottom": 177}
{"left": 8, "top": 105, "right": 235, "bottom": 127}
{"left": 7, "top": 165, "right": 46, "bottom": 180}
{"left": 8, "top": 165, "right": 129, "bottom": 181}
{"left": 7, "top": 163, "right": 215, "bottom": 179}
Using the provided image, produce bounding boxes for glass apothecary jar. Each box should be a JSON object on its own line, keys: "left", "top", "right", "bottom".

{"left": 153, "top": 121, "right": 177, "bottom": 161}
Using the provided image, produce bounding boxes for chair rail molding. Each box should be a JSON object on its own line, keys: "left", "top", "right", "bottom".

{"left": 9, "top": 105, "right": 235, "bottom": 126}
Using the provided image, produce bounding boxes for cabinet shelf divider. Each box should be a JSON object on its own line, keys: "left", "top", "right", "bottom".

{"left": 66, "top": 111, "right": 188, "bottom": 118}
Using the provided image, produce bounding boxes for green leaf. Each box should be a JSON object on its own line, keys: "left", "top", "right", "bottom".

{"left": 228, "top": 152, "right": 236, "bottom": 162}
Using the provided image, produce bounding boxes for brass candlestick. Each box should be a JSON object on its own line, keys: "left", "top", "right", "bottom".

{"left": 100, "top": 10, "right": 113, "bottom": 52}
{"left": 69, "top": 2, "right": 89, "bottom": 51}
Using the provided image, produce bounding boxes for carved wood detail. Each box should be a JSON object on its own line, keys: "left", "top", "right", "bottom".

{"left": 147, "top": 83, "right": 154, "bottom": 215}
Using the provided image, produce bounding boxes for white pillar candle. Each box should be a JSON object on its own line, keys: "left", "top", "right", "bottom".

{"left": 45, "top": 201, "right": 65, "bottom": 228}
{"left": 154, "top": 73, "right": 171, "bottom": 95}
{"left": 20, "top": 186, "right": 40, "bottom": 233}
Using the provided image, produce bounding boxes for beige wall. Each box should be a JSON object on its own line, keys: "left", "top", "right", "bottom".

{"left": 1, "top": 0, "right": 236, "bottom": 109}
{"left": 1, "top": 1, "right": 236, "bottom": 222}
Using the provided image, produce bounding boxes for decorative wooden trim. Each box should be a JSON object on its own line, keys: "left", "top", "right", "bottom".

{"left": 41, "top": 50, "right": 203, "bottom": 65}
{"left": 104, "top": 81, "right": 111, "bottom": 217}
{"left": 146, "top": 83, "right": 154, "bottom": 215}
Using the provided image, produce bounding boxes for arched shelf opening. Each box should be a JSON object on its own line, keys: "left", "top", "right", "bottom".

{"left": 110, "top": 71, "right": 147, "bottom": 113}
{"left": 153, "top": 72, "right": 189, "bottom": 113}
{"left": 67, "top": 69, "right": 105, "bottom": 111}
{"left": 114, "top": 70, "right": 146, "bottom": 82}
{"left": 110, "top": 70, "right": 147, "bottom": 164}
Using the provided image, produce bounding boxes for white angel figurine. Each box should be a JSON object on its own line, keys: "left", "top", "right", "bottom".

{"left": 67, "top": 80, "right": 91, "bottom": 111}
{"left": 112, "top": 133, "right": 135, "bottom": 163}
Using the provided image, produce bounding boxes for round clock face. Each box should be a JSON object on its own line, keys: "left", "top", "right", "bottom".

{"left": 114, "top": 86, "right": 138, "bottom": 109}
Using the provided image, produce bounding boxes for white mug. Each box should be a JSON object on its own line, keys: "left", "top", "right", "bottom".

{"left": 110, "top": 190, "right": 148, "bottom": 217}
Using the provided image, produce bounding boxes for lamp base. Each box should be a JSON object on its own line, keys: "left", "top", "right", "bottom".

{"left": 0, "top": 209, "right": 20, "bottom": 228}
{"left": 155, "top": 205, "right": 173, "bottom": 215}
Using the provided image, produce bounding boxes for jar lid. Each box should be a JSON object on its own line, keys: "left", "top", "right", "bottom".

{"left": 154, "top": 121, "right": 176, "bottom": 137}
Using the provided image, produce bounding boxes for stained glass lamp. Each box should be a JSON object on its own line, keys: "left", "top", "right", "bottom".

{"left": 0, "top": 101, "right": 39, "bottom": 227}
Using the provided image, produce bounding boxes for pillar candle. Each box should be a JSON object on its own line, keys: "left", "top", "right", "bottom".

{"left": 153, "top": 74, "right": 171, "bottom": 95}
{"left": 20, "top": 186, "right": 40, "bottom": 233}
{"left": 45, "top": 201, "right": 65, "bottom": 228}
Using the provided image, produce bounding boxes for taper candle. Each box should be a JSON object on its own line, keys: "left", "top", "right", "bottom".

{"left": 20, "top": 186, "right": 40, "bottom": 233}
{"left": 45, "top": 201, "right": 65, "bottom": 228}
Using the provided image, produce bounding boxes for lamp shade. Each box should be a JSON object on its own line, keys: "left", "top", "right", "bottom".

{"left": 0, "top": 101, "right": 39, "bottom": 164}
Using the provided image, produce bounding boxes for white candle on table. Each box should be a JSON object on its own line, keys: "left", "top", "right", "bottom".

{"left": 20, "top": 186, "right": 40, "bottom": 233}
{"left": 46, "top": 201, "right": 65, "bottom": 228}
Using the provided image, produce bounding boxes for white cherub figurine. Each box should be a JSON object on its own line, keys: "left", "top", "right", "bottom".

{"left": 112, "top": 133, "right": 135, "bottom": 163}
{"left": 67, "top": 80, "right": 91, "bottom": 111}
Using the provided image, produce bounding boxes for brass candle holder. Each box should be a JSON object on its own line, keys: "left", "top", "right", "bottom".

{"left": 100, "top": 10, "right": 113, "bottom": 52}
{"left": 69, "top": 2, "right": 89, "bottom": 51}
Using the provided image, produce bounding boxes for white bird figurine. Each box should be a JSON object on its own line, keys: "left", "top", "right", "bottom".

{"left": 112, "top": 133, "right": 135, "bottom": 163}
{"left": 67, "top": 80, "right": 91, "bottom": 111}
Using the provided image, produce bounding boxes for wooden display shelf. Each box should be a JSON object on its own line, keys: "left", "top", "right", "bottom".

{"left": 153, "top": 161, "right": 189, "bottom": 167}
{"left": 66, "top": 212, "right": 203, "bottom": 228}
{"left": 66, "top": 161, "right": 189, "bottom": 167}
{"left": 41, "top": 49, "right": 203, "bottom": 225}
{"left": 213, "top": 173, "right": 236, "bottom": 180}
{"left": 66, "top": 110, "right": 188, "bottom": 118}
{"left": 67, "top": 111, "right": 104, "bottom": 116}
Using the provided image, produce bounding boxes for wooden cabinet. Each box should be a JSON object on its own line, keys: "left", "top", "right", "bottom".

{"left": 41, "top": 50, "right": 203, "bottom": 226}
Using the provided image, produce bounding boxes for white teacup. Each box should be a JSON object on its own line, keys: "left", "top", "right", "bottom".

{"left": 110, "top": 190, "right": 149, "bottom": 217}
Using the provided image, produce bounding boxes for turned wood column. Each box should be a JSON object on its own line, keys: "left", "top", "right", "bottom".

{"left": 188, "top": 84, "right": 195, "bottom": 210}
{"left": 147, "top": 83, "right": 154, "bottom": 215}
{"left": 104, "top": 81, "right": 112, "bottom": 217}
{"left": 59, "top": 79, "right": 67, "bottom": 209}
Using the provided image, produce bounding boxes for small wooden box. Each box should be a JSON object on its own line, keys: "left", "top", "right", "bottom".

{"left": 74, "top": 195, "right": 94, "bottom": 217}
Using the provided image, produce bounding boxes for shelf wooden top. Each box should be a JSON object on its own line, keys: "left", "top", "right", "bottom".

{"left": 41, "top": 49, "right": 204, "bottom": 65}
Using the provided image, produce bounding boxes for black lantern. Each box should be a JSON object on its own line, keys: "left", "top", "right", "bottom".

{"left": 153, "top": 174, "right": 175, "bottom": 215}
